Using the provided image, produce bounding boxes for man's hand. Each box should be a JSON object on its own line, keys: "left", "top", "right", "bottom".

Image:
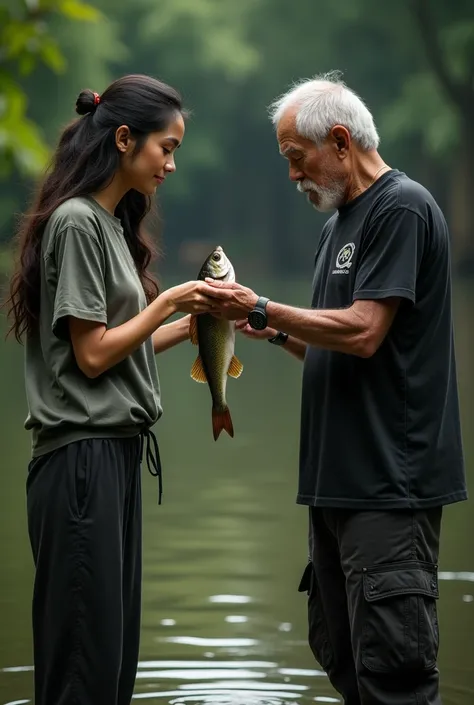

{"left": 203, "top": 279, "right": 259, "bottom": 320}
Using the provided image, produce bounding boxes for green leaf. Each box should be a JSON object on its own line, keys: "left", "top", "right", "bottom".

{"left": 12, "top": 121, "right": 50, "bottom": 173}
{"left": 1, "top": 22, "right": 38, "bottom": 61}
{"left": 58, "top": 0, "right": 102, "bottom": 21}
{"left": 18, "top": 53, "right": 37, "bottom": 76}
{"left": 0, "top": 73, "right": 50, "bottom": 176}
{"left": 39, "top": 38, "right": 67, "bottom": 72}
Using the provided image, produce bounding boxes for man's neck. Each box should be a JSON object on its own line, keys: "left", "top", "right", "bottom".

{"left": 345, "top": 151, "right": 391, "bottom": 203}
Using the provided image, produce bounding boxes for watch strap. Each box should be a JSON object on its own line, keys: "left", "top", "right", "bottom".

{"left": 268, "top": 331, "right": 288, "bottom": 346}
{"left": 254, "top": 296, "right": 269, "bottom": 313}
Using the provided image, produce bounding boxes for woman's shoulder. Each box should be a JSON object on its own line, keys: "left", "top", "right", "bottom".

{"left": 48, "top": 196, "right": 100, "bottom": 235}
{"left": 42, "top": 196, "right": 105, "bottom": 261}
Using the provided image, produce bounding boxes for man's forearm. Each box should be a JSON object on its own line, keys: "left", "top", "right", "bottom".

{"left": 266, "top": 301, "right": 369, "bottom": 357}
{"left": 203, "top": 278, "right": 398, "bottom": 357}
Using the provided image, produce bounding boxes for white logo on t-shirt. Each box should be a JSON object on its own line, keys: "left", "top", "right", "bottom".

{"left": 332, "top": 242, "right": 355, "bottom": 275}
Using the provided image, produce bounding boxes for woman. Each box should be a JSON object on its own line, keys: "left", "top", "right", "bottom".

{"left": 5, "top": 74, "right": 217, "bottom": 705}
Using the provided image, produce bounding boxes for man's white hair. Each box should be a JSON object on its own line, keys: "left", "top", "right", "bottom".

{"left": 268, "top": 71, "right": 379, "bottom": 151}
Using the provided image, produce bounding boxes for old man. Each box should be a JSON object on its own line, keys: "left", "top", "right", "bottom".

{"left": 204, "top": 72, "right": 467, "bottom": 705}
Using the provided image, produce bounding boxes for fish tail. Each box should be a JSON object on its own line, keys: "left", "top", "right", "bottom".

{"left": 212, "top": 405, "right": 234, "bottom": 441}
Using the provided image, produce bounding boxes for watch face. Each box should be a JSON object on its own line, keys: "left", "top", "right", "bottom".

{"left": 249, "top": 310, "right": 267, "bottom": 330}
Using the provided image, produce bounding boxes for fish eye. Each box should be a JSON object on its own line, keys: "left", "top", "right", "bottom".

{"left": 212, "top": 253, "right": 221, "bottom": 261}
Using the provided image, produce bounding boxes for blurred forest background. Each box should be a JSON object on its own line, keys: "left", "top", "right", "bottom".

{"left": 1, "top": 0, "right": 474, "bottom": 279}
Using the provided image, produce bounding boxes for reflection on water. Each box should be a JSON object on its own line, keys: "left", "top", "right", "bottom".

{"left": 439, "top": 572, "right": 474, "bottom": 582}
{"left": 1, "top": 656, "right": 330, "bottom": 704}
{"left": 0, "top": 277, "right": 473, "bottom": 705}
{"left": 2, "top": 548, "right": 474, "bottom": 703}
{"left": 209, "top": 596, "right": 252, "bottom": 604}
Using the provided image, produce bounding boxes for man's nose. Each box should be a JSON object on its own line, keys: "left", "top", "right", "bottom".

{"left": 289, "top": 165, "right": 304, "bottom": 182}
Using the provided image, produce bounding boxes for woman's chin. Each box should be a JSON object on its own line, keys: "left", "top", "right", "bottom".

{"left": 136, "top": 183, "right": 159, "bottom": 197}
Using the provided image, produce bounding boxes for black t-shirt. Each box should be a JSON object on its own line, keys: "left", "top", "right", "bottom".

{"left": 298, "top": 169, "right": 467, "bottom": 510}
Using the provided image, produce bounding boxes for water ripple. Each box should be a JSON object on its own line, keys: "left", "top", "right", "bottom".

{"left": 139, "top": 661, "right": 277, "bottom": 669}
{"left": 178, "top": 681, "right": 307, "bottom": 691}
{"left": 136, "top": 669, "right": 267, "bottom": 680}
{"left": 160, "top": 637, "right": 259, "bottom": 648}
{"left": 0, "top": 656, "right": 331, "bottom": 704}
{"left": 208, "top": 595, "right": 253, "bottom": 604}
{"left": 439, "top": 571, "right": 474, "bottom": 582}
{"left": 132, "top": 692, "right": 303, "bottom": 703}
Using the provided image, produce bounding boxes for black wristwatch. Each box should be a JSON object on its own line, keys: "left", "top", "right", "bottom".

{"left": 268, "top": 331, "right": 288, "bottom": 346}
{"left": 248, "top": 296, "right": 269, "bottom": 330}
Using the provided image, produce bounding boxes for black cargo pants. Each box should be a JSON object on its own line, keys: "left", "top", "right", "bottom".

{"left": 26, "top": 436, "right": 145, "bottom": 705}
{"left": 299, "top": 507, "right": 442, "bottom": 705}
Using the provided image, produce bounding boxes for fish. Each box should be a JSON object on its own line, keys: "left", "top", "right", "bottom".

{"left": 189, "top": 246, "right": 243, "bottom": 440}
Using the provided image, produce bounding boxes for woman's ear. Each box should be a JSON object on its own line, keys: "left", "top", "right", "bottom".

{"left": 115, "top": 125, "right": 133, "bottom": 154}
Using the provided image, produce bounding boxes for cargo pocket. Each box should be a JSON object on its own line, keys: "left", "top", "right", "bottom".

{"left": 361, "top": 560, "right": 439, "bottom": 674}
{"left": 298, "top": 561, "right": 334, "bottom": 672}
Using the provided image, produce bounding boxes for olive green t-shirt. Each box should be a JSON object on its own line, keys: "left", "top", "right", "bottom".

{"left": 25, "top": 195, "right": 162, "bottom": 457}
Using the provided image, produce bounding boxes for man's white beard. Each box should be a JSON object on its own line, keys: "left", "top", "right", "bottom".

{"left": 297, "top": 178, "right": 345, "bottom": 212}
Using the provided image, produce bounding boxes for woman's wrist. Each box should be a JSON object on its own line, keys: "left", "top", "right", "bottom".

{"left": 178, "top": 314, "right": 192, "bottom": 340}
{"left": 156, "top": 290, "right": 178, "bottom": 319}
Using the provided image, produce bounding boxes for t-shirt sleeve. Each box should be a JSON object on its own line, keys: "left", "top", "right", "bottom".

{"left": 353, "top": 207, "right": 426, "bottom": 305}
{"left": 50, "top": 226, "right": 107, "bottom": 339}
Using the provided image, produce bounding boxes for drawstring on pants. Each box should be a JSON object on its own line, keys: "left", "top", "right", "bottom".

{"left": 139, "top": 428, "right": 163, "bottom": 504}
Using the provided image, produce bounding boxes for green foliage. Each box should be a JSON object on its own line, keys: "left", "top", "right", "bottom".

{"left": 0, "top": 0, "right": 100, "bottom": 177}
{"left": 0, "top": 70, "right": 49, "bottom": 175}
{"left": 58, "top": 0, "right": 101, "bottom": 21}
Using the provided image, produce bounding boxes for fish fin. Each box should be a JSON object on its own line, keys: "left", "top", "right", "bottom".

{"left": 227, "top": 355, "right": 243, "bottom": 379}
{"left": 212, "top": 406, "right": 234, "bottom": 440}
{"left": 190, "top": 355, "right": 207, "bottom": 383}
{"left": 189, "top": 315, "right": 198, "bottom": 345}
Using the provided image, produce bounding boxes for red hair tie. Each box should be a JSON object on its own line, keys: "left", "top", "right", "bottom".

{"left": 93, "top": 92, "right": 101, "bottom": 106}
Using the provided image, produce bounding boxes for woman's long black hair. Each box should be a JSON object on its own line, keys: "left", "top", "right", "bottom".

{"left": 5, "top": 73, "right": 186, "bottom": 343}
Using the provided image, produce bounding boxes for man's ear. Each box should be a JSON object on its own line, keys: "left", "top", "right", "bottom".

{"left": 330, "top": 125, "right": 351, "bottom": 157}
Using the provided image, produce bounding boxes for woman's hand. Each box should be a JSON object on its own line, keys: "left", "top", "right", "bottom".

{"left": 235, "top": 319, "right": 278, "bottom": 340}
{"left": 235, "top": 319, "right": 307, "bottom": 361}
{"left": 162, "top": 281, "right": 218, "bottom": 315}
